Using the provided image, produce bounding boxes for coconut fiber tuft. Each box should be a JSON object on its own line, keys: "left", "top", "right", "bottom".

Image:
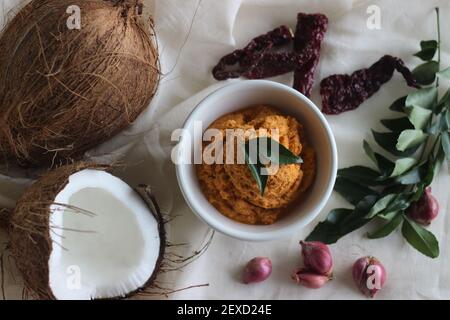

{"left": 0, "top": 0, "right": 160, "bottom": 167}
{"left": 7, "top": 162, "right": 111, "bottom": 299}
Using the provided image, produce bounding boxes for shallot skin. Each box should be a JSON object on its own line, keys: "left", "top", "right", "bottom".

{"left": 352, "top": 256, "right": 387, "bottom": 298}
{"left": 291, "top": 268, "right": 331, "bottom": 289}
{"left": 407, "top": 187, "right": 439, "bottom": 225}
{"left": 300, "top": 240, "right": 333, "bottom": 275}
{"left": 243, "top": 257, "right": 272, "bottom": 284}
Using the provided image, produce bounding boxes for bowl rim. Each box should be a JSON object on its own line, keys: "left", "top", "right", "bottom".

{"left": 175, "top": 80, "right": 338, "bottom": 241}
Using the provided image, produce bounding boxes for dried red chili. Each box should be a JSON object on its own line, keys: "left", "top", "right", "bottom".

{"left": 212, "top": 26, "right": 294, "bottom": 81}
{"left": 211, "top": 13, "right": 329, "bottom": 88}
{"left": 320, "top": 55, "right": 419, "bottom": 115}
{"left": 293, "top": 13, "right": 328, "bottom": 97}
{"left": 242, "top": 51, "right": 311, "bottom": 79}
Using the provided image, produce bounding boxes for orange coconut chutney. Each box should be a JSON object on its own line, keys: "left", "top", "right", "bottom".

{"left": 196, "top": 105, "right": 316, "bottom": 225}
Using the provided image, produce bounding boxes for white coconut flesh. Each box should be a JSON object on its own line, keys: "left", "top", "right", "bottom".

{"left": 48, "top": 169, "right": 161, "bottom": 300}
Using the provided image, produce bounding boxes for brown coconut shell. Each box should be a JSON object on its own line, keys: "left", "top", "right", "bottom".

{"left": 0, "top": 0, "right": 159, "bottom": 167}
{"left": 4, "top": 162, "right": 166, "bottom": 299}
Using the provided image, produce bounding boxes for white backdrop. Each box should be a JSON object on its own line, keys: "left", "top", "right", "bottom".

{"left": 1, "top": 0, "right": 450, "bottom": 299}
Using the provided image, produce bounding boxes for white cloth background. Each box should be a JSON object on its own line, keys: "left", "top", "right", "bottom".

{"left": 1, "top": 0, "right": 449, "bottom": 299}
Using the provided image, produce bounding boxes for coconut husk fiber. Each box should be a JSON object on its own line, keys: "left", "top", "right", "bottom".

{"left": 0, "top": 161, "right": 210, "bottom": 299}
{"left": 5, "top": 162, "right": 111, "bottom": 299}
{"left": 0, "top": 0, "right": 160, "bottom": 168}
{"left": 0, "top": 208, "right": 11, "bottom": 231}
{"left": 3, "top": 161, "right": 172, "bottom": 300}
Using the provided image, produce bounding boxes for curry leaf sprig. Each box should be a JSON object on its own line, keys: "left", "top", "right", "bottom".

{"left": 307, "top": 7, "right": 449, "bottom": 258}
{"left": 244, "top": 137, "right": 303, "bottom": 195}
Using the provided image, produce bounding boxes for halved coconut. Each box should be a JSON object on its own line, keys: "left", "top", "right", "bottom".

{"left": 5, "top": 163, "right": 165, "bottom": 300}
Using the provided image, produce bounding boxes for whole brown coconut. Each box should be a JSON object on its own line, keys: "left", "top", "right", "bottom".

{"left": 2, "top": 162, "right": 166, "bottom": 299}
{"left": 0, "top": 0, "right": 159, "bottom": 167}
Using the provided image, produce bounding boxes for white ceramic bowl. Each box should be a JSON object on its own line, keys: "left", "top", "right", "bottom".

{"left": 175, "top": 80, "right": 337, "bottom": 241}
